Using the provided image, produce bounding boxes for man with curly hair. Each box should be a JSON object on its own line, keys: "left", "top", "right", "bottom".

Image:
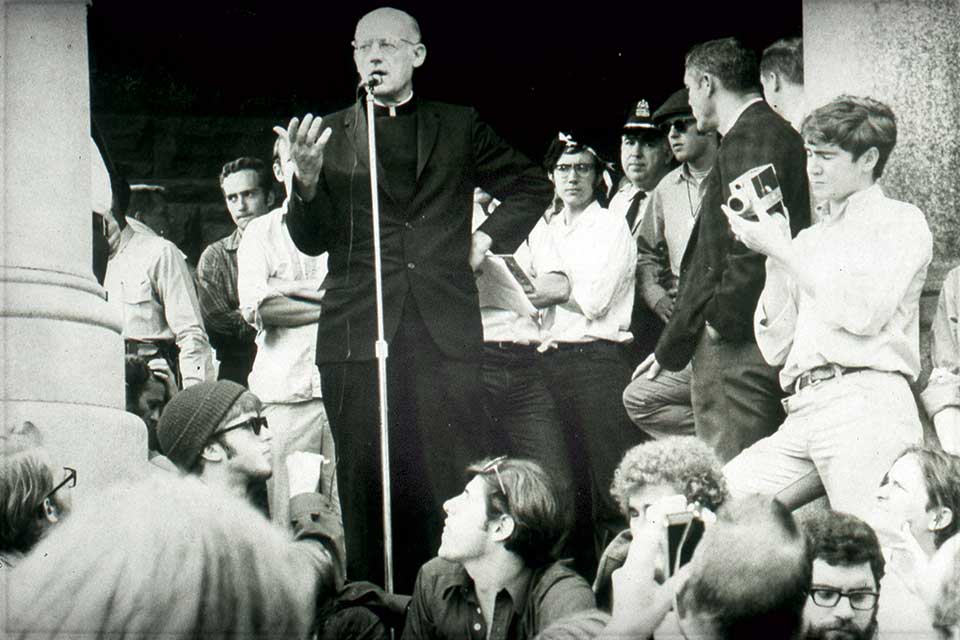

{"left": 594, "top": 437, "right": 727, "bottom": 610}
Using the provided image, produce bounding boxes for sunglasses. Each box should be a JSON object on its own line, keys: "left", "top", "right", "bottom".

{"left": 45, "top": 467, "right": 77, "bottom": 502}
{"left": 480, "top": 455, "right": 508, "bottom": 495}
{"left": 216, "top": 416, "right": 268, "bottom": 438}
{"left": 659, "top": 118, "right": 697, "bottom": 134}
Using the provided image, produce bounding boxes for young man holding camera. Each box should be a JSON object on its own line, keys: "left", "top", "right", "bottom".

{"left": 722, "top": 95, "right": 931, "bottom": 525}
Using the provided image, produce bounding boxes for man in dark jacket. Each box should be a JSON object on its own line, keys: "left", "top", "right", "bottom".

{"left": 279, "top": 8, "right": 553, "bottom": 592}
{"left": 634, "top": 37, "right": 811, "bottom": 463}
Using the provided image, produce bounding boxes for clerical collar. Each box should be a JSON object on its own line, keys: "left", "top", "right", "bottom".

{"left": 373, "top": 93, "right": 416, "bottom": 118}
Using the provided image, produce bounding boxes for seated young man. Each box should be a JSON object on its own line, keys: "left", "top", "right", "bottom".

{"left": 873, "top": 446, "right": 960, "bottom": 636}
{"left": 722, "top": 95, "right": 932, "bottom": 524}
{"left": 594, "top": 436, "right": 727, "bottom": 611}
{"left": 156, "top": 380, "right": 344, "bottom": 601}
{"left": 801, "top": 510, "right": 885, "bottom": 640}
{"left": 402, "top": 457, "right": 595, "bottom": 639}
{"left": 0, "top": 421, "right": 74, "bottom": 569}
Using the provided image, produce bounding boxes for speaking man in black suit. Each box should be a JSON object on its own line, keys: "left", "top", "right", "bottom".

{"left": 634, "top": 37, "right": 811, "bottom": 463}
{"left": 279, "top": 7, "right": 553, "bottom": 592}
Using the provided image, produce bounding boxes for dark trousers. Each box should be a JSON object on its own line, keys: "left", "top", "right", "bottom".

{"left": 690, "top": 329, "right": 785, "bottom": 463}
{"left": 320, "top": 300, "right": 488, "bottom": 594}
{"left": 480, "top": 344, "right": 572, "bottom": 496}
{"left": 540, "top": 341, "right": 648, "bottom": 580}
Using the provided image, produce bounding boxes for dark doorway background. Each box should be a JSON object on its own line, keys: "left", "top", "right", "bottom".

{"left": 88, "top": 1, "right": 802, "bottom": 163}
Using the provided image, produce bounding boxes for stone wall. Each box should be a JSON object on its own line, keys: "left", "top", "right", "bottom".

{"left": 96, "top": 113, "right": 280, "bottom": 264}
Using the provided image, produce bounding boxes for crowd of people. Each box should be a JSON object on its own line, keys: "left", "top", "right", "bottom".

{"left": 4, "top": 5, "right": 960, "bottom": 639}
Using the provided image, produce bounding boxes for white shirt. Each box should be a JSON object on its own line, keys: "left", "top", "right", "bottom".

{"left": 238, "top": 207, "right": 328, "bottom": 403}
{"left": 608, "top": 179, "right": 651, "bottom": 237}
{"left": 104, "top": 227, "right": 213, "bottom": 386}
{"left": 755, "top": 184, "right": 932, "bottom": 390}
{"left": 529, "top": 200, "right": 636, "bottom": 345}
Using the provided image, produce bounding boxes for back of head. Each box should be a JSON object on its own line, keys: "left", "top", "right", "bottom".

{"left": 7, "top": 474, "right": 313, "bottom": 639}
{"left": 761, "top": 37, "right": 803, "bottom": 86}
{"left": 468, "top": 457, "right": 570, "bottom": 567}
{"left": 681, "top": 495, "right": 809, "bottom": 640}
{"left": 801, "top": 95, "right": 898, "bottom": 180}
{"left": 803, "top": 509, "right": 885, "bottom": 585}
{"left": 0, "top": 421, "right": 54, "bottom": 555}
{"left": 685, "top": 37, "right": 760, "bottom": 95}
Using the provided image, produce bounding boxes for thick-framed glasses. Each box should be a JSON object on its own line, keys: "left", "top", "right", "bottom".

{"left": 216, "top": 416, "right": 268, "bottom": 438}
{"left": 660, "top": 118, "right": 697, "bottom": 135}
{"left": 45, "top": 467, "right": 77, "bottom": 502}
{"left": 554, "top": 163, "right": 595, "bottom": 177}
{"left": 809, "top": 587, "right": 879, "bottom": 611}
{"left": 352, "top": 37, "right": 420, "bottom": 55}
{"left": 480, "top": 455, "right": 508, "bottom": 495}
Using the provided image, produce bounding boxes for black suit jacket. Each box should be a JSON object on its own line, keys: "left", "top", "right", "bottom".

{"left": 655, "top": 100, "right": 811, "bottom": 371}
{"left": 286, "top": 99, "right": 553, "bottom": 364}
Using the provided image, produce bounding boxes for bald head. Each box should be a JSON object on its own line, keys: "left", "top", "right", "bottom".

{"left": 355, "top": 7, "right": 421, "bottom": 43}
{"left": 353, "top": 7, "right": 426, "bottom": 106}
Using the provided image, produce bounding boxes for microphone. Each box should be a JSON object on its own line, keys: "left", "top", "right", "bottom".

{"left": 360, "top": 76, "right": 382, "bottom": 90}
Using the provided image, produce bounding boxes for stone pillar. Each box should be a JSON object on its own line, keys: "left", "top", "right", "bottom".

{"left": 1, "top": 0, "right": 146, "bottom": 491}
{"left": 803, "top": 0, "right": 960, "bottom": 282}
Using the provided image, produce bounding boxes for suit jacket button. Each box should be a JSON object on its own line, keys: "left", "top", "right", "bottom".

{"left": 405, "top": 222, "right": 414, "bottom": 229}
{"left": 407, "top": 262, "right": 416, "bottom": 270}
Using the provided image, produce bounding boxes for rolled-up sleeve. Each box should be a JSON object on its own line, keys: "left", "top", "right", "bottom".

{"left": 754, "top": 260, "right": 798, "bottom": 367}
{"left": 568, "top": 219, "right": 636, "bottom": 321}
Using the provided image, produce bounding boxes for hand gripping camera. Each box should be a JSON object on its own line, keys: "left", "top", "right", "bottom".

{"left": 726, "top": 164, "right": 785, "bottom": 221}
{"left": 646, "top": 494, "right": 716, "bottom": 577}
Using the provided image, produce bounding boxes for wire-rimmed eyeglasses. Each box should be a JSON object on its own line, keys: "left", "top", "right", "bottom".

{"left": 351, "top": 37, "right": 420, "bottom": 55}
{"left": 45, "top": 467, "right": 77, "bottom": 502}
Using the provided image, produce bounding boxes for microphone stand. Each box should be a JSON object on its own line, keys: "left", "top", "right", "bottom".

{"left": 364, "top": 81, "right": 395, "bottom": 595}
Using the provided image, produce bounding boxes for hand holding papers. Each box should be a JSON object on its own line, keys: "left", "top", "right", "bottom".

{"left": 476, "top": 254, "right": 538, "bottom": 317}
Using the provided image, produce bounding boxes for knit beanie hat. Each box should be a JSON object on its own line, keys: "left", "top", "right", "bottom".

{"left": 157, "top": 380, "right": 246, "bottom": 470}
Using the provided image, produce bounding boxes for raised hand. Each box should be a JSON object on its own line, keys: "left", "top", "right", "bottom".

{"left": 273, "top": 114, "right": 332, "bottom": 202}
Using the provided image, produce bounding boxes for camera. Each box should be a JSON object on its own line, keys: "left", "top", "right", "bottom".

{"left": 647, "top": 494, "right": 709, "bottom": 577}
{"left": 726, "top": 164, "right": 785, "bottom": 221}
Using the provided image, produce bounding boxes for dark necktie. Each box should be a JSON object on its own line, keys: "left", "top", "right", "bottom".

{"left": 625, "top": 190, "right": 647, "bottom": 230}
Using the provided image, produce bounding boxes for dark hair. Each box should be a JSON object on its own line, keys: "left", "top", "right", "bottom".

{"left": 803, "top": 510, "right": 885, "bottom": 586}
{"left": 610, "top": 437, "right": 727, "bottom": 517}
{"left": 681, "top": 496, "right": 809, "bottom": 640}
{"left": 801, "top": 95, "right": 898, "bottom": 179}
{"left": 542, "top": 139, "right": 608, "bottom": 208}
{"left": 124, "top": 355, "right": 153, "bottom": 411}
{"left": 467, "top": 457, "right": 570, "bottom": 568}
{"left": 685, "top": 37, "right": 760, "bottom": 95}
{"left": 761, "top": 37, "right": 803, "bottom": 86}
{"left": 219, "top": 157, "right": 272, "bottom": 195}
{"left": 894, "top": 445, "right": 960, "bottom": 549}
{"left": 128, "top": 186, "right": 167, "bottom": 222}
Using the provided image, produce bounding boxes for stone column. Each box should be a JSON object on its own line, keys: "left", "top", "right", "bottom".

{"left": 1, "top": 0, "right": 146, "bottom": 491}
{"left": 804, "top": 0, "right": 960, "bottom": 281}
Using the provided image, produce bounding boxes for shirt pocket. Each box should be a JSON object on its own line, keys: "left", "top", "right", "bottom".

{"left": 120, "top": 278, "right": 163, "bottom": 337}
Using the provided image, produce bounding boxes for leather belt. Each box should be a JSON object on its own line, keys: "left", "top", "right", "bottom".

{"left": 483, "top": 341, "right": 539, "bottom": 353}
{"left": 794, "top": 364, "right": 869, "bottom": 393}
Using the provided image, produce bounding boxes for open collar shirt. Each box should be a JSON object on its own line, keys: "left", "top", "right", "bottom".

{"left": 754, "top": 184, "right": 932, "bottom": 391}
{"left": 401, "top": 558, "right": 594, "bottom": 640}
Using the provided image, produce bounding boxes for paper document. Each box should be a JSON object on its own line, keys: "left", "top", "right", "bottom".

{"left": 476, "top": 254, "right": 537, "bottom": 317}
